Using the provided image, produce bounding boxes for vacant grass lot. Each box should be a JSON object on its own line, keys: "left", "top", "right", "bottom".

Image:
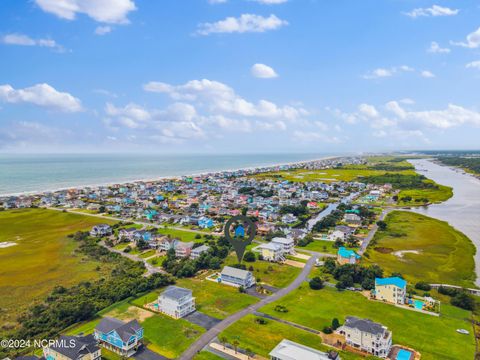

{"left": 260, "top": 286, "right": 475, "bottom": 360}
{"left": 0, "top": 208, "right": 116, "bottom": 332}
{"left": 298, "top": 240, "right": 338, "bottom": 254}
{"left": 397, "top": 181, "right": 453, "bottom": 204}
{"left": 364, "top": 211, "right": 476, "bottom": 287}
{"left": 159, "top": 227, "right": 212, "bottom": 242}
{"left": 219, "top": 314, "right": 367, "bottom": 360}
{"left": 193, "top": 351, "right": 224, "bottom": 360}
{"left": 224, "top": 253, "right": 302, "bottom": 288}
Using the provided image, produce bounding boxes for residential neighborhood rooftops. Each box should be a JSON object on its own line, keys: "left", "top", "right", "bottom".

{"left": 375, "top": 277, "right": 407, "bottom": 289}
{"left": 269, "top": 339, "right": 339, "bottom": 360}
{"left": 161, "top": 286, "right": 192, "bottom": 300}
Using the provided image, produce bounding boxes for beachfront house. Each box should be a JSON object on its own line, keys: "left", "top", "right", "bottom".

{"left": 337, "top": 247, "right": 361, "bottom": 265}
{"left": 118, "top": 228, "right": 137, "bottom": 242}
{"left": 158, "top": 286, "right": 196, "bottom": 319}
{"left": 271, "top": 237, "right": 295, "bottom": 254}
{"left": 190, "top": 244, "right": 210, "bottom": 259}
{"left": 269, "top": 339, "right": 340, "bottom": 360}
{"left": 89, "top": 224, "right": 112, "bottom": 237}
{"left": 258, "top": 242, "right": 285, "bottom": 262}
{"left": 336, "top": 316, "right": 392, "bottom": 358}
{"left": 94, "top": 317, "right": 143, "bottom": 357}
{"left": 219, "top": 266, "right": 255, "bottom": 288}
{"left": 43, "top": 335, "right": 101, "bottom": 360}
{"left": 374, "top": 277, "right": 407, "bottom": 305}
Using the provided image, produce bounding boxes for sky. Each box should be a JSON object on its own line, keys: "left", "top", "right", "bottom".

{"left": 1, "top": 0, "right": 480, "bottom": 154}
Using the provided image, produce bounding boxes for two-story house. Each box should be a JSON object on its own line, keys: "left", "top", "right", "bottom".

{"left": 158, "top": 286, "right": 196, "bottom": 319}
{"left": 43, "top": 335, "right": 100, "bottom": 360}
{"left": 374, "top": 277, "right": 407, "bottom": 305}
{"left": 219, "top": 266, "right": 255, "bottom": 288}
{"left": 94, "top": 317, "right": 143, "bottom": 357}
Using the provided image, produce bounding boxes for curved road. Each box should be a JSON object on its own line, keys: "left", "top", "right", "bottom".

{"left": 178, "top": 254, "right": 318, "bottom": 360}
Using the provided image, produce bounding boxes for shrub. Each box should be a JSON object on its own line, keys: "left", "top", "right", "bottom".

{"left": 243, "top": 251, "right": 256, "bottom": 262}
{"left": 451, "top": 292, "right": 475, "bottom": 311}
{"left": 415, "top": 281, "right": 432, "bottom": 291}
{"left": 309, "top": 277, "right": 324, "bottom": 290}
{"left": 331, "top": 318, "right": 340, "bottom": 330}
{"left": 323, "top": 326, "right": 333, "bottom": 334}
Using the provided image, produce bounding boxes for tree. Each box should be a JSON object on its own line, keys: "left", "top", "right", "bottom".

{"left": 331, "top": 318, "right": 340, "bottom": 330}
{"left": 451, "top": 292, "right": 475, "bottom": 311}
{"left": 220, "top": 336, "right": 228, "bottom": 350}
{"left": 309, "top": 277, "right": 324, "bottom": 290}
{"left": 243, "top": 251, "right": 256, "bottom": 262}
{"left": 415, "top": 281, "right": 432, "bottom": 291}
{"left": 376, "top": 220, "right": 387, "bottom": 231}
{"left": 232, "top": 339, "right": 240, "bottom": 354}
{"left": 195, "top": 234, "right": 202, "bottom": 239}
{"left": 324, "top": 258, "right": 336, "bottom": 273}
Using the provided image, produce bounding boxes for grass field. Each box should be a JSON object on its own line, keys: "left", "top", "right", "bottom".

{"left": 219, "top": 314, "right": 367, "bottom": 360}
{"left": 298, "top": 240, "right": 338, "bottom": 254}
{"left": 0, "top": 208, "right": 116, "bottom": 332}
{"left": 131, "top": 277, "right": 258, "bottom": 319}
{"left": 260, "top": 286, "right": 475, "bottom": 360}
{"left": 397, "top": 181, "right": 453, "bottom": 204}
{"left": 224, "top": 253, "right": 302, "bottom": 288}
{"left": 159, "top": 227, "right": 211, "bottom": 242}
{"left": 364, "top": 211, "right": 476, "bottom": 287}
{"left": 193, "top": 351, "right": 224, "bottom": 360}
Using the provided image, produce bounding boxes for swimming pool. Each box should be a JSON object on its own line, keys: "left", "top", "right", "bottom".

{"left": 397, "top": 349, "right": 413, "bottom": 360}
{"left": 413, "top": 299, "right": 424, "bottom": 310}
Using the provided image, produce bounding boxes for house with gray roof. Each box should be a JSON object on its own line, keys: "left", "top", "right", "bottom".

{"left": 43, "top": 335, "right": 100, "bottom": 360}
{"left": 158, "top": 286, "right": 196, "bottom": 319}
{"left": 336, "top": 316, "right": 392, "bottom": 358}
{"left": 190, "top": 244, "right": 210, "bottom": 259}
{"left": 94, "top": 317, "right": 143, "bottom": 356}
{"left": 220, "top": 266, "right": 255, "bottom": 288}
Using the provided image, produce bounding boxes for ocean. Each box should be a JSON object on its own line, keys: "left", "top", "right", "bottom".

{"left": 0, "top": 153, "right": 332, "bottom": 196}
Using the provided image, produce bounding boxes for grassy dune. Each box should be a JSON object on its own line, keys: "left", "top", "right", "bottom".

{"left": 364, "top": 211, "right": 476, "bottom": 287}
{"left": 0, "top": 208, "right": 115, "bottom": 331}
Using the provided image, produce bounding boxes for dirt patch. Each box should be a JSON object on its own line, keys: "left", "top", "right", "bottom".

{"left": 0, "top": 242, "right": 17, "bottom": 249}
{"left": 393, "top": 250, "right": 421, "bottom": 258}
{"left": 374, "top": 247, "right": 394, "bottom": 254}
{"left": 284, "top": 259, "right": 305, "bottom": 268}
{"left": 107, "top": 305, "right": 155, "bottom": 322}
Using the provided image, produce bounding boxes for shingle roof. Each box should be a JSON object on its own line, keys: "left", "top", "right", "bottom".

{"left": 221, "top": 266, "right": 251, "bottom": 280}
{"left": 161, "top": 286, "right": 192, "bottom": 300}
{"left": 49, "top": 335, "right": 99, "bottom": 360}
{"left": 375, "top": 276, "right": 407, "bottom": 289}
{"left": 344, "top": 316, "right": 387, "bottom": 336}
{"left": 271, "top": 237, "right": 294, "bottom": 245}
{"left": 95, "top": 317, "right": 142, "bottom": 343}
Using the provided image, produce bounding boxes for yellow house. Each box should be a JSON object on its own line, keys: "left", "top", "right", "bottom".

{"left": 258, "top": 242, "right": 284, "bottom": 262}
{"left": 374, "top": 277, "right": 407, "bottom": 304}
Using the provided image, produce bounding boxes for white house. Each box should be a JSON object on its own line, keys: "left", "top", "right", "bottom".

{"left": 220, "top": 266, "right": 255, "bottom": 288}
{"left": 257, "top": 242, "right": 285, "bottom": 262}
{"left": 336, "top": 317, "right": 392, "bottom": 358}
{"left": 269, "top": 339, "right": 340, "bottom": 360}
{"left": 90, "top": 224, "right": 112, "bottom": 237}
{"left": 158, "top": 237, "right": 179, "bottom": 252}
{"left": 158, "top": 286, "right": 195, "bottom": 319}
{"left": 190, "top": 244, "right": 210, "bottom": 259}
{"left": 271, "top": 237, "right": 295, "bottom": 254}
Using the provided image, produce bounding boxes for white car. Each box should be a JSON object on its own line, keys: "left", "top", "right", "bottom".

{"left": 456, "top": 329, "right": 470, "bottom": 335}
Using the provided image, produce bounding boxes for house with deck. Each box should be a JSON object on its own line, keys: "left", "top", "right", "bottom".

{"left": 219, "top": 266, "right": 255, "bottom": 288}
{"left": 190, "top": 244, "right": 210, "bottom": 259}
{"left": 337, "top": 247, "right": 361, "bottom": 265}
{"left": 271, "top": 237, "right": 295, "bottom": 254}
{"left": 158, "top": 286, "right": 196, "bottom": 319}
{"left": 175, "top": 241, "right": 194, "bottom": 258}
{"left": 43, "top": 335, "right": 100, "bottom": 360}
{"left": 94, "top": 317, "right": 143, "bottom": 357}
{"left": 374, "top": 277, "right": 407, "bottom": 305}
{"left": 258, "top": 242, "right": 285, "bottom": 262}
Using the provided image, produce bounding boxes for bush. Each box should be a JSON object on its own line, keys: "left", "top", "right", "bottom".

{"left": 331, "top": 318, "right": 340, "bottom": 330}
{"left": 243, "top": 251, "right": 256, "bottom": 262}
{"left": 415, "top": 281, "right": 432, "bottom": 291}
{"left": 323, "top": 326, "right": 333, "bottom": 334}
{"left": 451, "top": 292, "right": 475, "bottom": 311}
{"left": 238, "top": 286, "right": 246, "bottom": 293}
{"left": 254, "top": 317, "right": 268, "bottom": 325}
{"left": 195, "top": 234, "right": 202, "bottom": 239}
{"left": 123, "top": 246, "right": 132, "bottom": 253}
{"left": 309, "top": 277, "right": 324, "bottom": 290}
{"left": 274, "top": 305, "right": 289, "bottom": 313}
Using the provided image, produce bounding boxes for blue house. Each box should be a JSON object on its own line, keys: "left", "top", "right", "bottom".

{"left": 144, "top": 209, "right": 158, "bottom": 220}
{"left": 337, "top": 247, "right": 361, "bottom": 264}
{"left": 198, "top": 217, "right": 214, "bottom": 229}
{"left": 155, "top": 195, "right": 164, "bottom": 201}
{"left": 94, "top": 317, "right": 143, "bottom": 356}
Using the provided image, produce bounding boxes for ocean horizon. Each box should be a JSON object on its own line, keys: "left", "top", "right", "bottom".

{"left": 0, "top": 153, "right": 336, "bottom": 196}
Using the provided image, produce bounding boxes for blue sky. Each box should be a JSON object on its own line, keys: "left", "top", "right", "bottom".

{"left": 1, "top": 0, "right": 480, "bottom": 154}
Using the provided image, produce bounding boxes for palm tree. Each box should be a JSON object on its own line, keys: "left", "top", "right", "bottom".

{"left": 245, "top": 347, "right": 253, "bottom": 359}
{"left": 219, "top": 336, "right": 228, "bottom": 350}
{"left": 232, "top": 339, "right": 240, "bottom": 354}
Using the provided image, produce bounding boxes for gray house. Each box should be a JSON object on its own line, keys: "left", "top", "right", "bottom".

{"left": 220, "top": 266, "right": 255, "bottom": 288}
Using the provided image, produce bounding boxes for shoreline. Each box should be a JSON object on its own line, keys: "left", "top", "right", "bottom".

{"left": 0, "top": 154, "right": 340, "bottom": 198}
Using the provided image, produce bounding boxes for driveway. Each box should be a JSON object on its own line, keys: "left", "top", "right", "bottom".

{"left": 184, "top": 311, "right": 222, "bottom": 330}
{"left": 133, "top": 345, "right": 170, "bottom": 360}
{"left": 178, "top": 254, "right": 318, "bottom": 360}
{"left": 358, "top": 208, "right": 392, "bottom": 255}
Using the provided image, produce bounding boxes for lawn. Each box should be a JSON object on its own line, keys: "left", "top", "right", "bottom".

{"left": 260, "top": 286, "right": 475, "bottom": 360}
{"left": 0, "top": 208, "right": 116, "bottom": 332}
{"left": 193, "top": 351, "right": 224, "bottom": 360}
{"left": 219, "top": 314, "right": 366, "bottom": 360}
{"left": 131, "top": 277, "right": 258, "bottom": 319}
{"left": 298, "top": 240, "right": 338, "bottom": 254}
{"left": 224, "top": 253, "right": 302, "bottom": 288}
{"left": 364, "top": 211, "right": 476, "bottom": 287}
{"left": 159, "top": 226, "right": 212, "bottom": 242}
{"left": 397, "top": 181, "right": 453, "bottom": 205}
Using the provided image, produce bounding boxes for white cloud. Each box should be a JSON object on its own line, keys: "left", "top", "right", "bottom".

{"left": 466, "top": 61, "right": 480, "bottom": 70}
{"left": 208, "top": 0, "right": 227, "bottom": 3}
{"left": 358, "top": 103, "right": 379, "bottom": 118}
{"left": 95, "top": 26, "right": 112, "bottom": 35}
{"left": 404, "top": 5, "right": 458, "bottom": 18}
{"left": 252, "top": 0, "right": 288, "bottom": 3}
{"left": 293, "top": 130, "right": 341, "bottom": 143}
{"left": 251, "top": 63, "right": 278, "bottom": 78}
{"left": 452, "top": 27, "right": 480, "bottom": 49}
{"left": 0, "top": 83, "right": 82, "bottom": 112}
{"left": 427, "top": 41, "right": 450, "bottom": 54}
{"left": 420, "top": 70, "right": 435, "bottom": 78}
{"left": 34, "top": 0, "right": 136, "bottom": 24}
{"left": 363, "top": 65, "right": 414, "bottom": 80}
{"left": 1, "top": 33, "right": 63, "bottom": 51}
{"left": 143, "top": 79, "right": 306, "bottom": 119}
{"left": 196, "top": 14, "right": 288, "bottom": 35}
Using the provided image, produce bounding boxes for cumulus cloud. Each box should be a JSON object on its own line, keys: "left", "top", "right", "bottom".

{"left": 251, "top": 63, "right": 278, "bottom": 78}
{"left": 420, "top": 70, "right": 435, "bottom": 78}
{"left": 358, "top": 103, "right": 379, "bottom": 118}
{"left": 404, "top": 5, "right": 458, "bottom": 18}
{"left": 362, "top": 65, "right": 414, "bottom": 80}
{"left": 452, "top": 27, "right": 480, "bottom": 49}
{"left": 95, "top": 26, "right": 112, "bottom": 35}
{"left": 466, "top": 61, "right": 480, "bottom": 70}
{"left": 1, "top": 33, "right": 63, "bottom": 51}
{"left": 196, "top": 14, "right": 288, "bottom": 35}
{"left": 34, "top": 0, "right": 136, "bottom": 24}
{"left": 427, "top": 41, "right": 450, "bottom": 54}
{"left": 0, "top": 83, "right": 82, "bottom": 112}
{"left": 143, "top": 79, "right": 306, "bottom": 119}
{"left": 293, "top": 130, "right": 341, "bottom": 143}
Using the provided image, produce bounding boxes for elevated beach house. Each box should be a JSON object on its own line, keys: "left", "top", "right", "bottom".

{"left": 270, "top": 237, "right": 295, "bottom": 254}
{"left": 94, "top": 317, "right": 143, "bottom": 356}
{"left": 374, "top": 277, "right": 407, "bottom": 305}
{"left": 337, "top": 247, "right": 361, "bottom": 265}
{"left": 258, "top": 242, "right": 285, "bottom": 262}
{"left": 158, "top": 285, "right": 196, "bottom": 319}
{"left": 43, "top": 335, "right": 101, "bottom": 360}
{"left": 220, "top": 266, "right": 255, "bottom": 288}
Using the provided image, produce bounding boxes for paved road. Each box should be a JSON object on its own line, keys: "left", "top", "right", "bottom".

{"left": 358, "top": 208, "right": 392, "bottom": 255}
{"left": 178, "top": 254, "right": 318, "bottom": 360}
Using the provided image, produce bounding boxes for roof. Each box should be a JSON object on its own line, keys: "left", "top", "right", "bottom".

{"left": 343, "top": 316, "right": 387, "bottom": 336}
{"left": 375, "top": 276, "right": 407, "bottom": 289}
{"left": 221, "top": 266, "right": 252, "bottom": 280}
{"left": 192, "top": 244, "right": 210, "bottom": 253}
{"left": 95, "top": 317, "right": 142, "bottom": 343}
{"left": 161, "top": 286, "right": 192, "bottom": 300}
{"left": 271, "top": 237, "right": 294, "bottom": 245}
{"left": 49, "top": 335, "right": 99, "bottom": 360}
{"left": 258, "top": 242, "right": 283, "bottom": 251}
{"left": 337, "top": 247, "right": 361, "bottom": 259}
{"left": 269, "top": 339, "right": 338, "bottom": 360}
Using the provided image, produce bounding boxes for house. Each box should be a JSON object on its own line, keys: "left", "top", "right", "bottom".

{"left": 219, "top": 266, "right": 255, "bottom": 288}
{"left": 158, "top": 237, "right": 179, "bottom": 252}
{"left": 94, "top": 317, "right": 143, "bottom": 356}
{"left": 198, "top": 216, "right": 214, "bottom": 229}
{"left": 258, "top": 242, "right": 285, "bottom": 262}
{"left": 89, "top": 224, "right": 112, "bottom": 237}
{"left": 336, "top": 316, "right": 392, "bottom": 358}
{"left": 344, "top": 213, "right": 362, "bottom": 226}
{"left": 158, "top": 286, "right": 196, "bottom": 319}
{"left": 43, "top": 335, "right": 100, "bottom": 360}
{"left": 190, "top": 244, "right": 210, "bottom": 259}
{"left": 332, "top": 225, "right": 356, "bottom": 241}
{"left": 281, "top": 214, "right": 298, "bottom": 224}
{"left": 374, "top": 277, "right": 407, "bottom": 305}
{"left": 269, "top": 339, "right": 340, "bottom": 360}
{"left": 271, "top": 237, "right": 295, "bottom": 255}
{"left": 118, "top": 228, "right": 137, "bottom": 241}
{"left": 175, "top": 241, "right": 194, "bottom": 258}
{"left": 337, "top": 247, "right": 361, "bottom": 265}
